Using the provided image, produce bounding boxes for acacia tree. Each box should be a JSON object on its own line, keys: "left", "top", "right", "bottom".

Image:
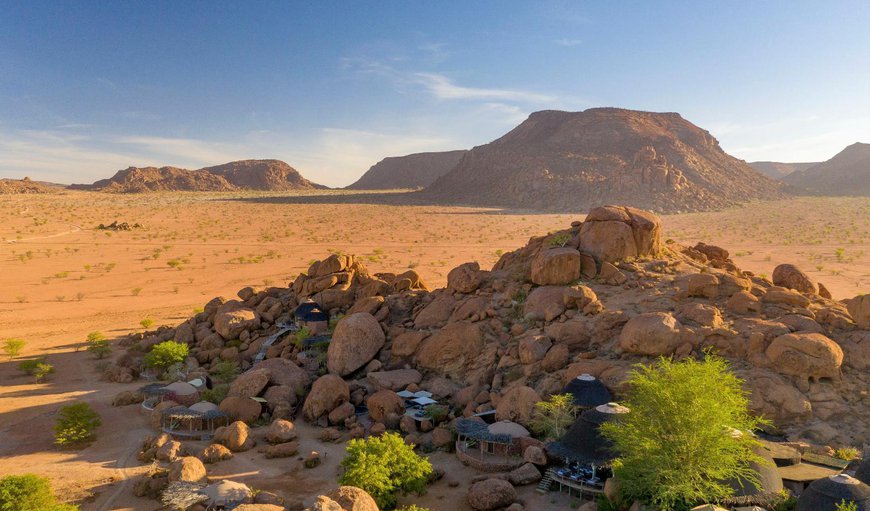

{"left": 529, "top": 393, "right": 578, "bottom": 440}
{"left": 340, "top": 432, "right": 432, "bottom": 510}
{"left": 143, "top": 340, "right": 189, "bottom": 375}
{"left": 600, "top": 354, "right": 767, "bottom": 511}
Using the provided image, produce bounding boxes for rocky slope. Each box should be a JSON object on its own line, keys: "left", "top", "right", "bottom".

{"left": 347, "top": 150, "right": 467, "bottom": 190}
{"left": 749, "top": 161, "right": 817, "bottom": 179}
{"left": 420, "top": 108, "right": 788, "bottom": 212}
{"left": 70, "top": 159, "right": 325, "bottom": 192}
{"left": 783, "top": 142, "right": 870, "bottom": 196}
{"left": 109, "top": 205, "right": 870, "bottom": 452}
{"left": 0, "top": 177, "right": 61, "bottom": 194}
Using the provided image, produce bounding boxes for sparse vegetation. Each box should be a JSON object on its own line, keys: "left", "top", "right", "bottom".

{"left": 86, "top": 331, "right": 111, "bottom": 359}
{"left": 140, "top": 317, "right": 154, "bottom": 329}
{"left": 2, "top": 338, "right": 25, "bottom": 359}
{"left": 54, "top": 402, "right": 101, "bottom": 447}
{"left": 529, "top": 393, "right": 579, "bottom": 440}
{"left": 833, "top": 446, "right": 860, "bottom": 461}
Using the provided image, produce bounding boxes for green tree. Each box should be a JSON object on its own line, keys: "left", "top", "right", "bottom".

{"left": 0, "top": 474, "right": 78, "bottom": 511}
{"left": 140, "top": 317, "right": 154, "bottom": 329}
{"left": 340, "top": 432, "right": 433, "bottom": 510}
{"left": 54, "top": 402, "right": 101, "bottom": 447}
{"left": 600, "top": 355, "right": 767, "bottom": 511}
{"left": 143, "top": 340, "right": 189, "bottom": 374}
{"left": 32, "top": 362, "right": 54, "bottom": 383}
{"left": 2, "top": 338, "right": 25, "bottom": 359}
{"left": 529, "top": 393, "right": 578, "bottom": 440}
{"left": 86, "top": 332, "right": 112, "bottom": 359}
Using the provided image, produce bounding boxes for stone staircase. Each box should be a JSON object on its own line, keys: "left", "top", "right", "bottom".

{"left": 536, "top": 467, "right": 555, "bottom": 494}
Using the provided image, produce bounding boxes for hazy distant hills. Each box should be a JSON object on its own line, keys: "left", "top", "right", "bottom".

{"left": 70, "top": 159, "right": 326, "bottom": 193}
{"left": 781, "top": 142, "right": 870, "bottom": 196}
{"left": 347, "top": 150, "right": 467, "bottom": 190}
{"left": 749, "top": 161, "right": 818, "bottom": 179}
{"left": 0, "top": 177, "right": 62, "bottom": 194}
{"left": 418, "top": 108, "right": 786, "bottom": 212}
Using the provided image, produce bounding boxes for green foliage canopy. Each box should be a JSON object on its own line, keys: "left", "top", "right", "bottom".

{"left": 529, "top": 393, "right": 578, "bottom": 440}
{"left": 54, "top": 402, "right": 101, "bottom": 447}
{"left": 339, "top": 432, "right": 433, "bottom": 510}
{"left": 143, "top": 340, "right": 189, "bottom": 373}
{"left": 599, "top": 355, "right": 767, "bottom": 511}
{"left": 0, "top": 474, "right": 78, "bottom": 511}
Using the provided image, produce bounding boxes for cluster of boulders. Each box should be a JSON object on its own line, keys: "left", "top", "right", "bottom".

{"left": 111, "top": 204, "right": 870, "bottom": 498}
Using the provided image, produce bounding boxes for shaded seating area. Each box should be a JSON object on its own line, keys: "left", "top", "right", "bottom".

{"left": 562, "top": 374, "right": 612, "bottom": 409}
{"left": 160, "top": 401, "right": 229, "bottom": 440}
{"left": 546, "top": 402, "right": 630, "bottom": 496}
{"left": 455, "top": 418, "right": 528, "bottom": 472}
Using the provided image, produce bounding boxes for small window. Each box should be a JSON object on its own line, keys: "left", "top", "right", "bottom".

{"left": 486, "top": 442, "right": 495, "bottom": 454}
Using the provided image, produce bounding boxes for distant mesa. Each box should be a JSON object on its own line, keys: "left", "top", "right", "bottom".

{"left": 70, "top": 159, "right": 327, "bottom": 193}
{"left": 418, "top": 108, "right": 787, "bottom": 213}
{"left": 749, "top": 161, "right": 818, "bottom": 180}
{"left": 347, "top": 150, "right": 467, "bottom": 190}
{"left": 0, "top": 176, "right": 62, "bottom": 194}
{"left": 782, "top": 142, "right": 870, "bottom": 196}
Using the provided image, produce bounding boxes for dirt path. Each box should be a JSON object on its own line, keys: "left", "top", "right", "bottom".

{"left": 3, "top": 222, "right": 83, "bottom": 243}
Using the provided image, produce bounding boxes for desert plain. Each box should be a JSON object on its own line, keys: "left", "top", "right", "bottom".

{"left": 0, "top": 191, "right": 868, "bottom": 509}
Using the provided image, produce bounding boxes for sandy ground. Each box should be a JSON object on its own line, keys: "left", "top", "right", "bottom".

{"left": 0, "top": 191, "right": 867, "bottom": 509}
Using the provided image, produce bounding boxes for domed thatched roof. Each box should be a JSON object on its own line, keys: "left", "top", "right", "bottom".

{"left": 795, "top": 474, "right": 870, "bottom": 511}
{"left": 189, "top": 401, "right": 219, "bottom": 413}
{"left": 547, "top": 402, "right": 629, "bottom": 465}
{"left": 163, "top": 381, "right": 198, "bottom": 396}
{"left": 488, "top": 420, "right": 530, "bottom": 438}
{"left": 199, "top": 479, "right": 252, "bottom": 505}
{"left": 724, "top": 443, "right": 784, "bottom": 497}
{"left": 561, "top": 374, "right": 612, "bottom": 408}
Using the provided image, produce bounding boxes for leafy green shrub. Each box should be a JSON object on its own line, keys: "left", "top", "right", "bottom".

{"left": 54, "top": 402, "right": 101, "bottom": 447}
{"left": 833, "top": 446, "right": 860, "bottom": 461}
{"left": 529, "top": 393, "right": 578, "bottom": 440}
{"left": 86, "top": 332, "right": 111, "bottom": 359}
{"left": 340, "top": 431, "right": 433, "bottom": 509}
{"left": 211, "top": 360, "right": 240, "bottom": 383}
{"left": 18, "top": 358, "right": 45, "bottom": 374}
{"left": 423, "top": 405, "right": 449, "bottom": 424}
{"left": 292, "top": 326, "right": 311, "bottom": 349}
{"left": 140, "top": 318, "right": 154, "bottom": 329}
{"left": 144, "top": 341, "right": 189, "bottom": 374}
{"left": 200, "top": 384, "right": 229, "bottom": 404}
{"left": 0, "top": 474, "right": 78, "bottom": 511}
{"left": 32, "top": 362, "right": 54, "bottom": 383}
{"left": 600, "top": 354, "right": 767, "bottom": 510}
{"left": 548, "top": 232, "right": 572, "bottom": 248}
{"left": 837, "top": 500, "right": 859, "bottom": 511}
{"left": 2, "top": 338, "right": 25, "bottom": 359}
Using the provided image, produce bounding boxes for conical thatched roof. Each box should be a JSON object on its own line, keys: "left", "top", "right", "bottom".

{"left": 561, "top": 374, "right": 612, "bottom": 408}
{"left": 547, "top": 402, "right": 629, "bottom": 465}
{"left": 189, "top": 401, "right": 219, "bottom": 413}
{"left": 724, "top": 443, "right": 783, "bottom": 497}
{"left": 488, "top": 420, "right": 530, "bottom": 438}
{"left": 163, "top": 381, "right": 198, "bottom": 396}
{"left": 795, "top": 474, "right": 870, "bottom": 511}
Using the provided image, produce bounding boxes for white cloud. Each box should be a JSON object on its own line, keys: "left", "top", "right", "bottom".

{"left": 113, "top": 135, "right": 246, "bottom": 167}
{"left": 413, "top": 72, "right": 556, "bottom": 103}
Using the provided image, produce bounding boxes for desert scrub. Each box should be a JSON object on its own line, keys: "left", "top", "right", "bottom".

{"left": 211, "top": 360, "right": 240, "bottom": 383}
{"left": 0, "top": 474, "right": 78, "bottom": 511}
{"left": 54, "top": 402, "right": 101, "bottom": 447}
{"left": 85, "top": 332, "right": 110, "bottom": 359}
{"left": 548, "top": 232, "right": 571, "bottom": 248}
{"left": 144, "top": 341, "right": 189, "bottom": 374}
{"left": 833, "top": 446, "right": 860, "bottom": 461}
{"left": 139, "top": 317, "right": 154, "bottom": 329}
{"left": 2, "top": 338, "right": 25, "bottom": 358}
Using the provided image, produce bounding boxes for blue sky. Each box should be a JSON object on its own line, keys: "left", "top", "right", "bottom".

{"left": 1, "top": 1, "right": 868, "bottom": 186}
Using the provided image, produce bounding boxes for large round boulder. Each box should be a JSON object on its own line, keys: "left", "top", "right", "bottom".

{"left": 765, "top": 332, "right": 843, "bottom": 386}
{"left": 467, "top": 478, "right": 517, "bottom": 510}
{"left": 530, "top": 247, "right": 581, "bottom": 286}
{"left": 219, "top": 396, "right": 263, "bottom": 423}
{"left": 447, "top": 261, "right": 483, "bottom": 293}
{"left": 303, "top": 374, "right": 350, "bottom": 422}
{"left": 214, "top": 300, "right": 261, "bottom": 340}
{"left": 215, "top": 420, "right": 254, "bottom": 452}
{"left": 253, "top": 358, "right": 310, "bottom": 395}
{"left": 323, "top": 486, "right": 379, "bottom": 511}
{"left": 495, "top": 385, "right": 541, "bottom": 426}
{"left": 523, "top": 286, "right": 567, "bottom": 322}
{"left": 846, "top": 294, "right": 870, "bottom": 329}
{"left": 579, "top": 205, "right": 662, "bottom": 263}
{"left": 618, "top": 312, "right": 684, "bottom": 356}
{"left": 772, "top": 264, "right": 818, "bottom": 295}
{"left": 168, "top": 456, "right": 207, "bottom": 483}
{"left": 327, "top": 313, "right": 386, "bottom": 376}
{"left": 366, "top": 390, "right": 405, "bottom": 423}
{"left": 265, "top": 419, "right": 297, "bottom": 444}
{"left": 415, "top": 322, "right": 484, "bottom": 380}
{"left": 228, "top": 368, "right": 271, "bottom": 399}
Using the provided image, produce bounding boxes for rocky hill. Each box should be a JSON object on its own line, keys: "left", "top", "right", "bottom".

{"left": 420, "top": 108, "right": 787, "bottom": 212}
{"left": 749, "top": 161, "right": 818, "bottom": 179}
{"left": 0, "top": 177, "right": 61, "bottom": 194}
{"left": 783, "top": 142, "right": 870, "bottom": 196}
{"left": 109, "top": 205, "right": 869, "bottom": 453}
{"left": 347, "top": 150, "right": 467, "bottom": 190}
{"left": 70, "top": 159, "right": 325, "bottom": 193}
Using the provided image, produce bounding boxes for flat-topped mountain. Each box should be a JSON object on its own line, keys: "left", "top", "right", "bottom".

{"left": 0, "top": 177, "right": 62, "bottom": 194}
{"left": 420, "top": 108, "right": 787, "bottom": 212}
{"left": 347, "top": 150, "right": 467, "bottom": 190}
{"left": 783, "top": 142, "right": 870, "bottom": 196}
{"left": 70, "top": 159, "right": 325, "bottom": 193}
{"left": 749, "top": 161, "right": 818, "bottom": 179}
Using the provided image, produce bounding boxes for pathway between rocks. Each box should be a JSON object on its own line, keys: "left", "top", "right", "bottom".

{"left": 253, "top": 321, "right": 297, "bottom": 363}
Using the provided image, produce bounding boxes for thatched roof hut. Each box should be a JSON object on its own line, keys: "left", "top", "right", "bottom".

{"left": 199, "top": 479, "right": 252, "bottom": 506}
{"left": 295, "top": 301, "right": 328, "bottom": 322}
{"left": 724, "top": 442, "right": 784, "bottom": 499}
{"left": 163, "top": 381, "right": 198, "bottom": 396}
{"left": 561, "top": 374, "right": 612, "bottom": 409}
{"left": 795, "top": 474, "right": 870, "bottom": 511}
{"left": 487, "top": 421, "right": 530, "bottom": 438}
{"left": 547, "top": 402, "right": 629, "bottom": 466}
